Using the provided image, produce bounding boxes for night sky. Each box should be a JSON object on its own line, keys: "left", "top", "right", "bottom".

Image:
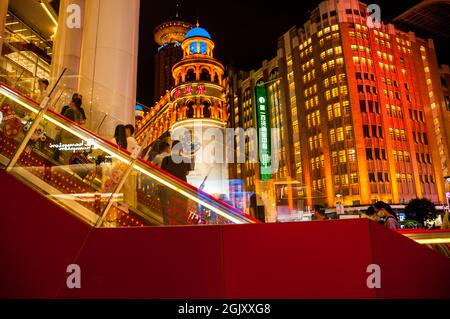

{"left": 137, "top": 0, "right": 448, "bottom": 107}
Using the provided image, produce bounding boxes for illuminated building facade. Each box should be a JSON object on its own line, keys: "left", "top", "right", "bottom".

{"left": 230, "top": 0, "right": 448, "bottom": 211}
{"left": 137, "top": 24, "right": 229, "bottom": 195}
{"left": 227, "top": 58, "right": 298, "bottom": 218}
{"left": 153, "top": 19, "right": 194, "bottom": 101}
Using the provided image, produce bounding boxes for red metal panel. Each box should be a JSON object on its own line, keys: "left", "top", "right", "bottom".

{"left": 57, "top": 226, "right": 224, "bottom": 298}
{"left": 369, "top": 222, "right": 450, "bottom": 298}
{"left": 1, "top": 171, "right": 450, "bottom": 298}
{"left": 221, "top": 220, "right": 375, "bottom": 299}
{"left": 0, "top": 171, "right": 91, "bottom": 298}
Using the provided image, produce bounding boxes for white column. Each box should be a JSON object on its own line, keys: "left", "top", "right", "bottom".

{"left": 0, "top": 0, "right": 8, "bottom": 56}
{"left": 50, "top": 0, "right": 85, "bottom": 96}
{"left": 78, "top": 0, "right": 140, "bottom": 138}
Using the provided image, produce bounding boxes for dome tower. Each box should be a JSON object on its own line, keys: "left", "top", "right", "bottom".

{"left": 170, "top": 24, "right": 229, "bottom": 196}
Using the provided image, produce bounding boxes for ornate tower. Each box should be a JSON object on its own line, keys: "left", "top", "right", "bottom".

{"left": 153, "top": 19, "right": 194, "bottom": 100}
{"left": 170, "top": 24, "right": 229, "bottom": 196}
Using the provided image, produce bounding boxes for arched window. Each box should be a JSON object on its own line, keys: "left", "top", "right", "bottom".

{"left": 213, "top": 73, "right": 219, "bottom": 84}
{"left": 200, "top": 68, "right": 211, "bottom": 81}
{"left": 186, "top": 69, "right": 196, "bottom": 82}
{"left": 187, "top": 101, "right": 194, "bottom": 118}
{"left": 203, "top": 101, "right": 211, "bottom": 118}
{"left": 269, "top": 68, "right": 279, "bottom": 81}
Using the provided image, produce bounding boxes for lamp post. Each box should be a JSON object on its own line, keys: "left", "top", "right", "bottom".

{"left": 336, "top": 193, "right": 344, "bottom": 215}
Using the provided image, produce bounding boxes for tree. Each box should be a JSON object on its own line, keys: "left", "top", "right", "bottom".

{"left": 404, "top": 198, "right": 437, "bottom": 227}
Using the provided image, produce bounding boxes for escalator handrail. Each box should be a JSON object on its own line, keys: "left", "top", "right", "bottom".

{"left": 0, "top": 81, "right": 260, "bottom": 224}
{"left": 136, "top": 156, "right": 258, "bottom": 221}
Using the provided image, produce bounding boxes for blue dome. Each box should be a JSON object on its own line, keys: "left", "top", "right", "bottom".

{"left": 185, "top": 27, "right": 211, "bottom": 40}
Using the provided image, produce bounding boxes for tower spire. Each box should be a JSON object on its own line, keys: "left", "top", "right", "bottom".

{"left": 175, "top": 1, "right": 179, "bottom": 18}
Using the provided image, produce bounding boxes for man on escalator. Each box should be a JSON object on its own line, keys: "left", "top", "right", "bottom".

{"left": 160, "top": 140, "right": 194, "bottom": 225}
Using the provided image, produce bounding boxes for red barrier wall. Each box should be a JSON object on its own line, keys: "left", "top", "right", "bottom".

{"left": 1, "top": 171, "right": 450, "bottom": 298}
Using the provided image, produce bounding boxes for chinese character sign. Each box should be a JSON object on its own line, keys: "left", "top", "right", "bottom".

{"left": 196, "top": 84, "right": 206, "bottom": 94}
{"left": 184, "top": 85, "right": 193, "bottom": 95}
{"left": 255, "top": 85, "right": 272, "bottom": 181}
{"left": 173, "top": 89, "right": 181, "bottom": 99}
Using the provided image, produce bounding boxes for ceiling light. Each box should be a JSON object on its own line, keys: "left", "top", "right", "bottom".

{"left": 40, "top": 0, "right": 58, "bottom": 26}
{"left": 5, "top": 22, "right": 19, "bottom": 26}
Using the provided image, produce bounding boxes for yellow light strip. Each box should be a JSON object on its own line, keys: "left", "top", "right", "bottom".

{"left": 171, "top": 118, "right": 226, "bottom": 130}
{"left": 413, "top": 238, "right": 450, "bottom": 245}
{"left": 1, "top": 88, "right": 131, "bottom": 165}
{"left": 1, "top": 87, "right": 248, "bottom": 225}
{"left": 40, "top": 1, "right": 58, "bottom": 26}
{"left": 134, "top": 164, "right": 245, "bottom": 224}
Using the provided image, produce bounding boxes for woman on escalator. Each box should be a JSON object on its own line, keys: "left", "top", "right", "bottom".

{"left": 107, "top": 124, "right": 138, "bottom": 215}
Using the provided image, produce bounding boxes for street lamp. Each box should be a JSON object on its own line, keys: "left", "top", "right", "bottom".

{"left": 335, "top": 193, "right": 344, "bottom": 215}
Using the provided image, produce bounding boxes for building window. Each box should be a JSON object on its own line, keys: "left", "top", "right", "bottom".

{"left": 360, "top": 100, "right": 367, "bottom": 113}
{"left": 334, "top": 175, "right": 340, "bottom": 185}
{"left": 400, "top": 130, "right": 406, "bottom": 141}
{"left": 348, "top": 149, "right": 356, "bottom": 162}
{"left": 406, "top": 174, "right": 412, "bottom": 183}
{"left": 378, "top": 126, "right": 384, "bottom": 138}
{"left": 345, "top": 126, "right": 353, "bottom": 140}
{"left": 366, "top": 148, "right": 373, "bottom": 160}
{"left": 336, "top": 127, "right": 344, "bottom": 141}
{"left": 332, "top": 151, "right": 338, "bottom": 166}
{"left": 363, "top": 125, "right": 370, "bottom": 138}
{"left": 330, "top": 129, "right": 336, "bottom": 144}
{"left": 371, "top": 125, "right": 378, "bottom": 138}
{"left": 375, "top": 148, "right": 381, "bottom": 160}
{"left": 327, "top": 105, "right": 333, "bottom": 120}
{"left": 293, "top": 120, "right": 299, "bottom": 135}
{"left": 369, "top": 172, "right": 376, "bottom": 182}
{"left": 294, "top": 142, "right": 301, "bottom": 155}
{"left": 333, "top": 103, "right": 341, "bottom": 117}
{"left": 350, "top": 173, "right": 358, "bottom": 184}
{"left": 332, "top": 151, "right": 344, "bottom": 165}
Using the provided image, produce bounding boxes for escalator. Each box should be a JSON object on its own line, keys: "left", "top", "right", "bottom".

{"left": 0, "top": 82, "right": 256, "bottom": 227}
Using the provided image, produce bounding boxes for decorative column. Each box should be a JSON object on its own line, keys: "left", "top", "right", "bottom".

{"left": 78, "top": 0, "right": 140, "bottom": 138}
{"left": 0, "top": 0, "right": 8, "bottom": 56}
{"left": 50, "top": 0, "right": 85, "bottom": 97}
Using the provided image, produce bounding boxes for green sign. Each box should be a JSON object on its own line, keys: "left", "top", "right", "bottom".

{"left": 255, "top": 85, "right": 271, "bottom": 181}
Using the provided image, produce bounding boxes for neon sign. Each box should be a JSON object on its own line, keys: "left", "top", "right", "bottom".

{"left": 49, "top": 139, "right": 98, "bottom": 152}
{"left": 255, "top": 85, "right": 271, "bottom": 181}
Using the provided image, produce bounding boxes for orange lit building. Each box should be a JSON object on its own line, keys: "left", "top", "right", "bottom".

{"left": 229, "top": 0, "right": 449, "bottom": 211}
{"left": 137, "top": 24, "right": 229, "bottom": 195}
